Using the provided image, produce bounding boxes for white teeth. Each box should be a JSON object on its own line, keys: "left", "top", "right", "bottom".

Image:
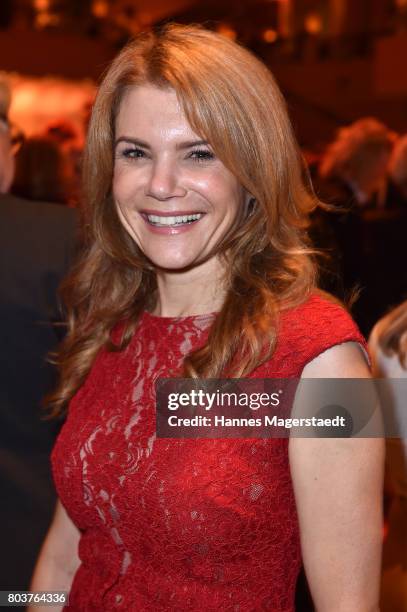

{"left": 146, "top": 213, "right": 203, "bottom": 226}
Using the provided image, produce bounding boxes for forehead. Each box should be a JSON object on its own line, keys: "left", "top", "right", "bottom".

{"left": 115, "top": 84, "right": 198, "bottom": 140}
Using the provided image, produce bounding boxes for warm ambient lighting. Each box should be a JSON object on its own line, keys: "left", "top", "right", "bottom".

{"left": 304, "top": 12, "right": 323, "bottom": 35}
{"left": 35, "top": 12, "right": 60, "bottom": 28}
{"left": 92, "top": 0, "right": 109, "bottom": 19}
{"left": 33, "top": 0, "right": 50, "bottom": 10}
{"left": 263, "top": 29, "right": 278, "bottom": 43}
{"left": 216, "top": 24, "right": 237, "bottom": 40}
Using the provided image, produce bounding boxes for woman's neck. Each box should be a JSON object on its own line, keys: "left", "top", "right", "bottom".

{"left": 151, "top": 258, "right": 227, "bottom": 317}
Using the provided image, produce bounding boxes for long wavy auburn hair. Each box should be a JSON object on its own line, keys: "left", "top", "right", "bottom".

{"left": 47, "top": 23, "right": 321, "bottom": 417}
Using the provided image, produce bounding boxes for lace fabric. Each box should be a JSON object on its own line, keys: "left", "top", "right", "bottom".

{"left": 52, "top": 295, "right": 366, "bottom": 611}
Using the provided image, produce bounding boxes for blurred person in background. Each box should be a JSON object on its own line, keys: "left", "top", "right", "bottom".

{"left": 46, "top": 120, "right": 84, "bottom": 207}
{"left": 0, "top": 77, "right": 77, "bottom": 598}
{"left": 387, "top": 134, "right": 407, "bottom": 209}
{"left": 362, "top": 134, "right": 407, "bottom": 335}
{"left": 312, "top": 118, "right": 397, "bottom": 334}
{"left": 0, "top": 79, "right": 15, "bottom": 194}
{"left": 317, "top": 117, "right": 395, "bottom": 210}
{"left": 369, "top": 301, "right": 407, "bottom": 612}
{"left": 12, "top": 136, "right": 69, "bottom": 205}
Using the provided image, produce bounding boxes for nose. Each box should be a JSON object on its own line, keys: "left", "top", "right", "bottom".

{"left": 146, "top": 159, "right": 187, "bottom": 201}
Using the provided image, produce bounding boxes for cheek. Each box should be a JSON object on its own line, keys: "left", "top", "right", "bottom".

{"left": 115, "top": 203, "right": 144, "bottom": 251}
{"left": 112, "top": 165, "right": 125, "bottom": 197}
{"left": 188, "top": 164, "right": 234, "bottom": 194}
{"left": 113, "top": 166, "right": 140, "bottom": 205}
{"left": 192, "top": 171, "right": 244, "bottom": 212}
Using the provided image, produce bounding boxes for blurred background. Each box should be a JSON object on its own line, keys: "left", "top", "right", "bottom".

{"left": 1, "top": 0, "right": 407, "bottom": 145}
{"left": 2, "top": 0, "right": 405, "bottom": 333}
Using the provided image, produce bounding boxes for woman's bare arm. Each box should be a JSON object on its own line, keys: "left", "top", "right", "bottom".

{"left": 289, "top": 342, "right": 384, "bottom": 612}
{"left": 28, "top": 499, "right": 80, "bottom": 612}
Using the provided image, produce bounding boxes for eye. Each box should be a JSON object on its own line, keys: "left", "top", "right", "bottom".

{"left": 119, "top": 147, "right": 146, "bottom": 160}
{"left": 189, "top": 149, "right": 215, "bottom": 162}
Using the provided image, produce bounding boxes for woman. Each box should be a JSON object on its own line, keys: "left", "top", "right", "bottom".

{"left": 30, "top": 25, "right": 383, "bottom": 611}
{"left": 369, "top": 302, "right": 407, "bottom": 612}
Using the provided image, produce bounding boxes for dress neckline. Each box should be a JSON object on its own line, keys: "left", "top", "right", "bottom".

{"left": 142, "top": 310, "right": 218, "bottom": 324}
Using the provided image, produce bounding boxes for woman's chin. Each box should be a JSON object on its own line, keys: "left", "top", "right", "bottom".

{"left": 147, "top": 255, "right": 198, "bottom": 273}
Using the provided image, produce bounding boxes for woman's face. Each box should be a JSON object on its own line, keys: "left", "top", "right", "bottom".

{"left": 113, "top": 84, "right": 250, "bottom": 271}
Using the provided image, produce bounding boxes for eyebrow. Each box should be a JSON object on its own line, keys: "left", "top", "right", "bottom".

{"left": 114, "top": 137, "right": 210, "bottom": 150}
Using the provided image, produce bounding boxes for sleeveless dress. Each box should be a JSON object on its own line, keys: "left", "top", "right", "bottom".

{"left": 52, "top": 294, "right": 366, "bottom": 611}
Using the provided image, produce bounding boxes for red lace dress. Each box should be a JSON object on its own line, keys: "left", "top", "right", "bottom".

{"left": 52, "top": 294, "right": 366, "bottom": 611}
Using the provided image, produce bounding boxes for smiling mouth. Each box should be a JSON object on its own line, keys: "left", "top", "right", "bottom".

{"left": 143, "top": 213, "right": 204, "bottom": 227}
